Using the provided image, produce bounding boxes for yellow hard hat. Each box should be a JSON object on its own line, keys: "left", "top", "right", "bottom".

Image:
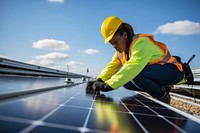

{"left": 101, "top": 16, "right": 123, "bottom": 44}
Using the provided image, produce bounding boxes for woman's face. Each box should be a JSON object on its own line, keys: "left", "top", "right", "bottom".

{"left": 109, "top": 32, "right": 127, "bottom": 53}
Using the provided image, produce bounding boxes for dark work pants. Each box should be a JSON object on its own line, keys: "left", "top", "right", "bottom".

{"left": 123, "top": 64, "right": 184, "bottom": 99}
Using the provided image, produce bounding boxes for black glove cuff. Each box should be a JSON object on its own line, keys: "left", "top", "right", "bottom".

{"left": 92, "top": 81, "right": 114, "bottom": 92}
{"left": 102, "top": 84, "right": 114, "bottom": 92}
{"left": 97, "top": 78, "right": 104, "bottom": 82}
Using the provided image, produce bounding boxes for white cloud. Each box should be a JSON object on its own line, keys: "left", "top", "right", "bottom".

{"left": 82, "top": 49, "right": 99, "bottom": 55}
{"left": 34, "top": 52, "right": 69, "bottom": 60}
{"left": 28, "top": 59, "right": 55, "bottom": 66}
{"left": 47, "top": 0, "right": 64, "bottom": 3}
{"left": 33, "top": 39, "right": 70, "bottom": 50}
{"left": 154, "top": 20, "right": 200, "bottom": 35}
{"left": 66, "top": 61, "right": 83, "bottom": 66}
{"left": 27, "top": 52, "right": 69, "bottom": 66}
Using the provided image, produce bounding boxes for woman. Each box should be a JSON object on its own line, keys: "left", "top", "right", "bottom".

{"left": 86, "top": 16, "right": 184, "bottom": 104}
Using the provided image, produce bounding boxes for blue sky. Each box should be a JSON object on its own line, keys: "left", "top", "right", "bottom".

{"left": 0, "top": 0, "right": 200, "bottom": 77}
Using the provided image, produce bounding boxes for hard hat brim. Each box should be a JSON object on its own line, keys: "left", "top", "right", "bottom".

{"left": 104, "top": 23, "right": 134, "bottom": 44}
{"left": 104, "top": 35, "right": 113, "bottom": 44}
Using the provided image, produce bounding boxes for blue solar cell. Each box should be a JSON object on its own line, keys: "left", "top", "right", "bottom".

{"left": 167, "top": 117, "right": 200, "bottom": 132}
{"left": 65, "top": 99, "right": 93, "bottom": 108}
{"left": 135, "top": 114, "right": 184, "bottom": 133}
{"left": 139, "top": 100, "right": 167, "bottom": 108}
{"left": 44, "top": 106, "right": 88, "bottom": 127}
{"left": 0, "top": 120, "right": 30, "bottom": 133}
{"left": 120, "top": 96, "right": 144, "bottom": 106}
{"left": 0, "top": 101, "right": 58, "bottom": 120}
{"left": 29, "top": 126, "right": 80, "bottom": 133}
{"left": 151, "top": 107, "right": 187, "bottom": 118}
{"left": 126, "top": 104, "right": 157, "bottom": 115}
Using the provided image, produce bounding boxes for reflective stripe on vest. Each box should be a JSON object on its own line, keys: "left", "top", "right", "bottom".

{"left": 116, "top": 34, "right": 183, "bottom": 71}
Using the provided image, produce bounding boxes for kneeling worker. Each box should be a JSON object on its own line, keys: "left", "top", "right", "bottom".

{"left": 86, "top": 16, "right": 184, "bottom": 104}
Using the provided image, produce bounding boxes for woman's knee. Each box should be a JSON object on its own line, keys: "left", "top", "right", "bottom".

{"left": 123, "top": 81, "right": 142, "bottom": 91}
{"left": 123, "top": 81, "right": 134, "bottom": 90}
{"left": 134, "top": 73, "right": 145, "bottom": 86}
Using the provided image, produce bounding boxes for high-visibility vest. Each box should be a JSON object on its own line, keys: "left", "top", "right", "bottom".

{"left": 116, "top": 34, "right": 183, "bottom": 71}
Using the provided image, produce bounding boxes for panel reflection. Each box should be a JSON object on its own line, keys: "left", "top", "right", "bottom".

{"left": 87, "top": 94, "right": 144, "bottom": 133}
{"left": 0, "top": 100, "right": 58, "bottom": 120}
{"left": 0, "top": 75, "right": 65, "bottom": 94}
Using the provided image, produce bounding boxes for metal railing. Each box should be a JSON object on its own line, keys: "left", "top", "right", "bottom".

{"left": 172, "top": 68, "right": 200, "bottom": 99}
{"left": 0, "top": 57, "right": 91, "bottom": 78}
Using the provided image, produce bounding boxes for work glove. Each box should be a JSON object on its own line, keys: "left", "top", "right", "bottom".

{"left": 90, "top": 81, "right": 114, "bottom": 94}
{"left": 86, "top": 78, "right": 104, "bottom": 94}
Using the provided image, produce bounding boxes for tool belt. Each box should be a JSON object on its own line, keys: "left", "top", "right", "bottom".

{"left": 173, "top": 55, "right": 195, "bottom": 85}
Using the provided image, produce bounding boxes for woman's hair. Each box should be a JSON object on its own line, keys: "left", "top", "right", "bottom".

{"left": 114, "top": 23, "right": 134, "bottom": 44}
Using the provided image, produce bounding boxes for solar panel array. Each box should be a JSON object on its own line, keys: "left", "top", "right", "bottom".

{"left": 0, "top": 83, "right": 200, "bottom": 133}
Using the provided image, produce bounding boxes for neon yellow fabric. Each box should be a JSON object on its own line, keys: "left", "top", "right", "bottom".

{"left": 97, "top": 52, "right": 122, "bottom": 81}
{"left": 98, "top": 37, "right": 165, "bottom": 89}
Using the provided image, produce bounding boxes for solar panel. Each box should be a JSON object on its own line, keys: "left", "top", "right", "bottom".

{"left": 0, "top": 75, "right": 65, "bottom": 94}
{"left": 0, "top": 83, "right": 200, "bottom": 133}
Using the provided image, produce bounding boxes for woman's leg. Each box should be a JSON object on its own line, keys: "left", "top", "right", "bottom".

{"left": 133, "top": 64, "right": 184, "bottom": 99}
{"left": 123, "top": 80, "right": 143, "bottom": 91}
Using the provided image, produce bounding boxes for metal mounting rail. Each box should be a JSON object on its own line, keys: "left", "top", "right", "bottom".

{"left": 0, "top": 57, "right": 91, "bottom": 78}
{"left": 192, "top": 68, "right": 200, "bottom": 82}
{"left": 172, "top": 81, "right": 200, "bottom": 99}
{"left": 171, "top": 67, "right": 200, "bottom": 98}
{"left": 0, "top": 82, "right": 84, "bottom": 100}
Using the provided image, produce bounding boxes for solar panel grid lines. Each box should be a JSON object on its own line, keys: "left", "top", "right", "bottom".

{"left": 87, "top": 97, "right": 145, "bottom": 133}
{"left": 0, "top": 83, "right": 200, "bottom": 133}
{"left": 116, "top": 95, "right": 149, "bottom": 133}
{"left": 133, "top": 96, "right": 187, "bottom": 133}
{"left": 81, "top": 94, "right": 96, "bottom": 133}
{"left": 0, "top": 115, "right": 33, "bottom": 125}
{"left": 102, "top": 90, "right": 200, "bottom": 133}
{"left": 19, "top": 92, "right": 81, "bottom": 133}
{"left": 131, "top": 92, "right": 200, "bottom": 133}
{"left": 137, "top": 91, "right": 200, "bottom": 125}
{"left": 23, "top": 90, "right": 119, "bottom": 133}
